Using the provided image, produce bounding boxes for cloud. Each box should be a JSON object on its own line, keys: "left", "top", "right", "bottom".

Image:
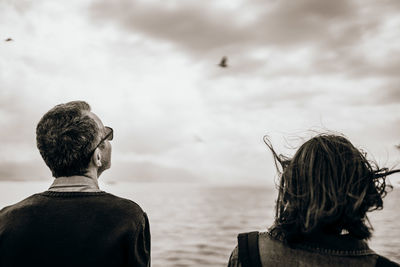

{"left": 0, "top": 91, "right": 38, "bottom": 144}
{"left": 0, "top": 161, "right": 50, "bottom": 181}
{"left": 93, "top": 0, "right": 254, "bottom": 48}
{"left": 374, "top": 84, "right": 400, "bottom": 105}
{"left": 88, "top": 0, "right": 400, "bottom": 87}
{"left": 105, "top": 160, "right": 200, "bottom": 182}
{"left": 1, "top": 0, "right": 399, "bottom": 184}
{"left": 251, "top": 0, "right": 356, "bottom": 48}
{"left": 88, "top": 0, "right": 391, "bottom": 53}
{"left": 0, "top": 0, "right": 33, "bottom": 15}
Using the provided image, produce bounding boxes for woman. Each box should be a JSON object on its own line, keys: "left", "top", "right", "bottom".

{"left": 228, "top": 134, "right": 400, "bottom": 267}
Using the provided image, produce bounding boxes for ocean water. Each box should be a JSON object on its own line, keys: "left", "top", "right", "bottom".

{"left": 0, "top": 181, "right": 399, "bottom": 266}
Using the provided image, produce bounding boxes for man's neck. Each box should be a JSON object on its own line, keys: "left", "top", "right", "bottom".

{"left": 83, "top": 168, "right": 100, "bottom": 181}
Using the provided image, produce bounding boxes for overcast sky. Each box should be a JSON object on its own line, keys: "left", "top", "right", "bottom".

{"left": 0, "top": 0, "right": 399, "bottom": 184}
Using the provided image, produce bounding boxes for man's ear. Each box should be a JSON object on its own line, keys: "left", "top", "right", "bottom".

{"left": 91, "top": 148, "right": 102, "bottom": 168}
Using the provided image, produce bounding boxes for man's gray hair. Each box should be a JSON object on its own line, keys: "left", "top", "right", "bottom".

{"left": 36, "top": 101, "right": 100, "bottom": 177}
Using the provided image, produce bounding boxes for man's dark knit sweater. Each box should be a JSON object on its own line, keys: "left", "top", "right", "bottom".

{"left": 0, "top": 191, "right": 150, "bottom": 267}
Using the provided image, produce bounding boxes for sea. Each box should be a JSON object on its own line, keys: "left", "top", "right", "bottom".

{"left": 0, "top": 181, "right": 399, "bottom": 266}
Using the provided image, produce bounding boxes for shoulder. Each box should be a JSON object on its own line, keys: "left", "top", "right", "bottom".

{"left": 96, "top": 193, "right": 149, "bottom": 230}
{"left": 228, "top": 231, "right": 264, "bottom": 267}
{"left": 0, "top": 193, "right": 44, "bottom": 215}
{"left": 0, "top": 193, "right": 46, "bottom": 229}
{"left": 228, "top": 245, "right": 240, "bottom": 267}
{"left": 101, "top": 193, "right": 145, "bottom": 213}
{"left": 100, "top": 194, "right": 149, "bottom": 238}
{"left": 376, "top": 255, "right": 400, "bottom": 267}
{"left": 258, "top": 231, "right": 285, "bottom": 249}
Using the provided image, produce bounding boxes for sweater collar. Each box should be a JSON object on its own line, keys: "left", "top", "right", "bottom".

{"left": 49, "top": 176, "right": 101, "bottom": 192}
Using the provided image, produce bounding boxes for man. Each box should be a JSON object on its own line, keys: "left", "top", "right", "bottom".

{"left": 0, "top": 101, "right": 150, "bottom": 267}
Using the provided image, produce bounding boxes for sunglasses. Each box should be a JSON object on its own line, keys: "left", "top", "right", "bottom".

{"left": 89, "top": 126, "right": 113, "bottom": 156}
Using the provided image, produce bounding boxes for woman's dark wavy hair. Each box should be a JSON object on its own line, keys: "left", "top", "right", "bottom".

{"left": 265, "top": 133, "right": 399, "bottom": 243}
{"left": 36, "top": 101, "right": 100, "bottom": 177}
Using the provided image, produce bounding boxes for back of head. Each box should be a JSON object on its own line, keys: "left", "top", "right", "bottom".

{"left": 36, "top": 101, "right": 100, "bottom": 177}
{"left": 267, "top": 134, "right": 394, "bottom": 243}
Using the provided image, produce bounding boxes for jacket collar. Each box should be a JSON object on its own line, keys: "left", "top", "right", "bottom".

{"left": 295, "top": 233, "right": 374, "bottom": 256}
{"left": 48, "top": 176, "right": 102, "bottom": 192}
{"left": 268, "top": 230, "right": 375, "bottom": 256}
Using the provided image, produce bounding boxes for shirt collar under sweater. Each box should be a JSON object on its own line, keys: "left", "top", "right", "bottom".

{"left": 48, "top": 176, "right": 102, "bottom": 192}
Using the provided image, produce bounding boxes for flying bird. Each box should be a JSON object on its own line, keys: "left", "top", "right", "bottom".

{"left": 194, "top": 134, "right": 204, "bottom": 143}
{"left": 218, "top": 56, "right": 228, "bottom": 68}
{"left": 5, "top": 38, "right": 13, "bottom": 42}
